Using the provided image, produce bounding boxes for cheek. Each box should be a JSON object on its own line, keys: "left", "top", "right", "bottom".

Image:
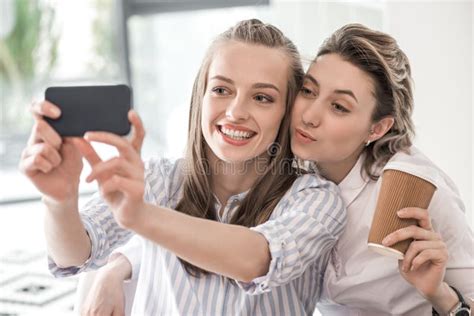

{"left": 200, "top": 107, "right": 215, "bottom": 144}
{"left": 271, "top": 107, "right": 286, "bottom": 132}
{"left": 291, "top": 99, "right": 304, "bottom": 125}
{"left": 326, "top": 120, "right": 367, "bottom": 148}
{"left": 201, "top": 97, "right": 217, "bottom": 127}
{"left": 260, "top": 109, "right": 284, "bottom": 142}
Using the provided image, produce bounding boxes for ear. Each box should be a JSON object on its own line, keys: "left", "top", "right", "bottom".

{"left": 368, "top": 117, "right": 395, "bottom": 142}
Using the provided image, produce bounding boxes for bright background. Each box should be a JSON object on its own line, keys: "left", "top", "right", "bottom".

{"left": 0, "top": 1, "right": 472, "bottom": 315}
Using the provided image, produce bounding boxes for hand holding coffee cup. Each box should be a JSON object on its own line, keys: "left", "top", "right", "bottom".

{"left": 368, "top": 169, "right": 437, "bottom": 259}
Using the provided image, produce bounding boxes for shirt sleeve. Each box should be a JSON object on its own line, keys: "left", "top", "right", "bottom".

{"left": 48, "top": 158, "right": 162, "bottom": 277}
{"left": 110, "top": 235, "right": 143, "bottom": 283}
{"left": 237, "top": 178, "right": 346, "bottom": 295}
{"left": 430, "top": 183, "right": 474, "bottom": 299}
{"left": 48, "top": 193, "right": 134, "bottom": 277}
{"left": 385, "top": 150, "right": 474, "bottom": 300}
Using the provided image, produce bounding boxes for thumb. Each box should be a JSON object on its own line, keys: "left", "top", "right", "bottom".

{"left": 128, "top": 110, "right": 145, "bottom": 154}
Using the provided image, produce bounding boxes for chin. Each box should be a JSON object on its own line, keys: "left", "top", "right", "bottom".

{"left": 214, "top": 151, "right": 251, "bottom": 164}
{"left": 291, "top": 145, "right": 312, "bottom": 161}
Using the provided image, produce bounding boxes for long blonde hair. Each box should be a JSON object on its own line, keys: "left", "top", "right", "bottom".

{"left": 175, "top": 19, "right": 304, "bottom": 276}
{"left": 317, "top": 23, "right": 415, "bottom": 180}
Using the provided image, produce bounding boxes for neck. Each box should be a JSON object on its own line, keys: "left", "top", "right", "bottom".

{"left": 207, "top": 149, "right": 269, "bottom": 205}
{"left": 318, "top": 148, "right": 363, "bottom": 184}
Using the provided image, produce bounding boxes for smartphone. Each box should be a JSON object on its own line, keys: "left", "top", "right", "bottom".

{"left": 44, "top": 84, "right": 132, "bottom": 137}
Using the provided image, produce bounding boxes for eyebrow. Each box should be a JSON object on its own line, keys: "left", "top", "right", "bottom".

{"left": 335, "top": 89, "right": 358, "bottom": 103}
{"left": 304, "top": 74, "right": 319, "bottom": 87}
{"left": 210, "top": 75, "right": 280, "bottom": 94}
{"left": 304, "top": 74, "right": 359, "bottom": 103}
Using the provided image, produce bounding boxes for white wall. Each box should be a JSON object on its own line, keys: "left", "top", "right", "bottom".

{"left": 385, "top": 1, "right": 472, "bottom": 226}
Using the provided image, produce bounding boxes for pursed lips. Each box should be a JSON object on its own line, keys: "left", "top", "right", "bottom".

{"left": 295, "top": 128, "right": 317, "bottom": 141}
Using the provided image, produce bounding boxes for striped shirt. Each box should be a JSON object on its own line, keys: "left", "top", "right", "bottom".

{"left": 49, "top": 158, "right": 346, "bottom": 315}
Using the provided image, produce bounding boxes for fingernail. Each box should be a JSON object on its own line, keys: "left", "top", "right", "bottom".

{"left": 382, "top": 237, "right": 390, "bottom": 245}
{"left": 85, "top": 173, "right": 92, "bottom": 182}
{"left": 397, "top": 210, "right": 404, "bottom": 216}
{"left": 50, "top": 107, "right": 61, "bottom": 116}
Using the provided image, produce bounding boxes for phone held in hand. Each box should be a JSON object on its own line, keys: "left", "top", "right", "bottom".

{"left": 44, "top": 84, "right": 132, "bottom": 137}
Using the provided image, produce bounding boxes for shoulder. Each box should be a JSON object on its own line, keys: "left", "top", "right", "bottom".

{"left": 290, "top": 173, "right": 340, "bottom": 193}
{"left": 384, "top": 147, "right": 466, "bottom": 217}
{"left": 282, "top": 174, "right": 346, "bottom": 223}
{"left": 384, "top": 147, "right": 458, "bottom": 192}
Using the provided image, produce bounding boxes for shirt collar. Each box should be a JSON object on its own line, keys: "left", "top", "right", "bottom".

{"left": 212, "top": 189, "right": 249, "bottom": 222}
{"left": 338, "top": 154, "right": 371, "bottom": 207}
{"left": 213, "top": 190, "right": 249, "bottom": 206}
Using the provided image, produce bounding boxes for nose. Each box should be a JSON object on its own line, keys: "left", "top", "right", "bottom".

{"left": 301, "top": 101, "right": 321, "bottom": 128}
{"left": 225, "top": 95, "right": 249, "bottom": 122}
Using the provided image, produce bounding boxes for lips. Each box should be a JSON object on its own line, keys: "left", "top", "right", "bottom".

{"left": 218, "top": 124, "right": 256, "bottom": 133}
{"left": 295, "top": 128, "right": 316, "bottom": 141}
{"left": 216, "top": 123, "right": 257, "bottom": 146}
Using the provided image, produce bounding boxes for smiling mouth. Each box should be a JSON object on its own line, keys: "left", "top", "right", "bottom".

{"left": 217, "top": 125, "right": 257, "bottom": 141}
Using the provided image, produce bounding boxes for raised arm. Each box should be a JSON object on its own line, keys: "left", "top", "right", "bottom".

{"left": 19, "top": 100, "right": 91, "bottom": 267}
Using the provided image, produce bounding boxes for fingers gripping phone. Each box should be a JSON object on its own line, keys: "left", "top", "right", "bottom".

{"left": 44, "top": 85, "right": 132, "bottom": 137}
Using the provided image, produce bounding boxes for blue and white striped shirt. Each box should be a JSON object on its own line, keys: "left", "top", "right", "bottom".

{"left": 50, "top": 158, "right": 346, "bottom": 315}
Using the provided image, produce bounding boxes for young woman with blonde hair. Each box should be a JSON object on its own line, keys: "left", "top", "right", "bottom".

{"left": 291, "top": 23, "right": 473, "bottom": 315}
{"left": 20, "top": 19, "right": 346, "bottom": 315}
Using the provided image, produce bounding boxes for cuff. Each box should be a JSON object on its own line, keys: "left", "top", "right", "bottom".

{"left": 236, "top": 222, "right": 296, "bottom": 295}
{"left": 48, "top": 213, "right": 103, "bottom": 277}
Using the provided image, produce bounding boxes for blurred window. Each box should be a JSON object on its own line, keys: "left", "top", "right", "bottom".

{"left": 0, "top": 0, "right": 384, "bottom": 204}
{"left": 0, "top": 0, "right": 123, "bottom": 203}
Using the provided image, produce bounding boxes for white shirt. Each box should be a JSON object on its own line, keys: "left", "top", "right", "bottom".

{"left": 317, "top": 147, "right": 474, "bottom": 315}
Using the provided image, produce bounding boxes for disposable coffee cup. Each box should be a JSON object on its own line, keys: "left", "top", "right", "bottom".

{"left": 368, "top": 169, "right": 437, "bottom": 259}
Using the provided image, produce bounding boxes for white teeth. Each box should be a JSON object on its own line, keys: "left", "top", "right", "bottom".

{"left": 220, "top": 127, "right": 253, "bottom": 140}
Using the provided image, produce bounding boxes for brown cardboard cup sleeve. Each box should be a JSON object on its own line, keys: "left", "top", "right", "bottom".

{"left": 368, "top": 169, "right": 437, "bottom": 259}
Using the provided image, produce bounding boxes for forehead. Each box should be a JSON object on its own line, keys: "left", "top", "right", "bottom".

{"left": 308, "top": 53, "right": 376, "bottom": 101}
{"left": 208, "top": 41, "right": 289, "bottom": 91}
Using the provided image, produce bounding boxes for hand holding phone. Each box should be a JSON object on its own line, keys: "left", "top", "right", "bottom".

{"left": 19, "top": 100, "right": 84, "bottom": 203}
{"left": 44, "top": 85, "right": 132, "bottom": 137}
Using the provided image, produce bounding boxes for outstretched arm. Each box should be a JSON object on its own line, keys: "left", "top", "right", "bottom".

{"left": 78, "top": 127, "right": 345, "bottom": 286}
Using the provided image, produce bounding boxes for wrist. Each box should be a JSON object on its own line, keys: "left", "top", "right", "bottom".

{"left": 102, "top": 254, "right": 132, "bottom": 281}
{"left": 124, "top": 202, "right": 153, "bottom": 232}
{"left": 428, "top": 282, "right": 460, "bottom": 314}
{"left": 42, "top": 195, "right": 79, "bottom": 214}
